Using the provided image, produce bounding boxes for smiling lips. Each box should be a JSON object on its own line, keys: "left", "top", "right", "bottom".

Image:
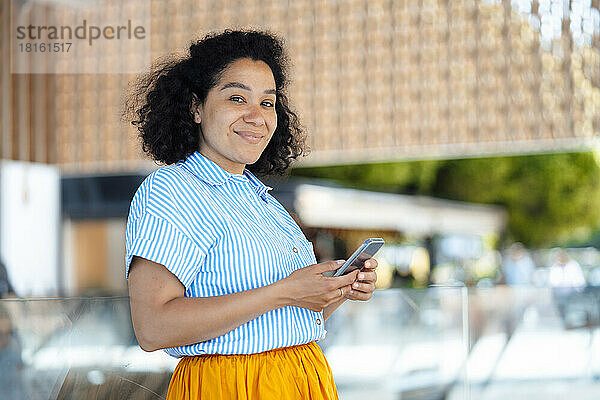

{"left": 235, "top": 130, "right": 265, "bottom": 144}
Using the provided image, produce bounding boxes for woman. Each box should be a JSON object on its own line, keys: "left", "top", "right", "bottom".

{"left": 125, "top": 30, "right": 378, "bottom": 399}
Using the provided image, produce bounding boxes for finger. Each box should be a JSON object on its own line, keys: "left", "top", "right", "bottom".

{"left": 345, "top": 289, "right": 373, "bottom": 301}
{"left": 322, "top": 286, "right": 349, "bottom": 307}
{"left": 339, "top": 285, "right": 352, "bottom": 298}
{"left": 351, "top": 281, "right": 375, "bottom": 293}
{"left": 315, "top": 260, "right": 346, "bottom": 273}
{"left": 333, "top": 269, "right": 359, "bottom": 288}
{"left": 362, "top": 259, "right": 378, "bottom": 270}
{"left": 356, "top": 271, "right": 377, "bottom": 283}
{"left": 326, "top": 286, "right": 346, "bottom": 301}
{"left": 334, "top": 285, "right": 351, "bottom": 300}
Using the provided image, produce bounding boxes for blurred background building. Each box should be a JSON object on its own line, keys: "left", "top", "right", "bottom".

{"left": 1, "top": 1, "right": 600, "bottom": 399}
{"left": 2, "top": 0, "right": 599, "bottom": 167}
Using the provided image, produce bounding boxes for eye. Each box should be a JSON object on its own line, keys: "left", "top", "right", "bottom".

{"left": 261, "top": 100, "right": 275, "bottom": 108}
{"left": 229, "top": 96, "right": 245, "bottom": 103}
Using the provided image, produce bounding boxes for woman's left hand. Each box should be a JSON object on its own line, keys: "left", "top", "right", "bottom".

{"left": 344, "top": 258, "right": 378, "bottom": 301}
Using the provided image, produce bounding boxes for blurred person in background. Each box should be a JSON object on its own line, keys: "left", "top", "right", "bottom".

{"left": 501, "top": 243, "right": 535, "bottom": 286}
{"left": 0, "top": 259, "right": 16, "bottom": 298}
{"left": 125, "top": 30, "right": 378, "bottom": 399}
{"left": 549, "top": 249, "right": 587, "bottom": 329}
{"left": 498, "top": 244, "right": 536, "bottom": 338}
{"left": 549, "top": 249, "right": 586, "bottom": 288}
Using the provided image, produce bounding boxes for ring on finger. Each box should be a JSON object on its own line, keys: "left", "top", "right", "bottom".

{"left": 339, "top": 288, "right": 343, "bottom": 297}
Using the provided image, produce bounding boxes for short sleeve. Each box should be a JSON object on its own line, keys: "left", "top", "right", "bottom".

{"left": 125, "top": 212, "right": 206, "bottom": 290}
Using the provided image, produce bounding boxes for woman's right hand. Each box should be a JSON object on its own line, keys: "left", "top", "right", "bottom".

{"left": 275, "top": 260, "right": 359, "bottom": 312}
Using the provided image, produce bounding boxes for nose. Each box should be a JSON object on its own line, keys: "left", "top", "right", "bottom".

{"left": 242, "top": 104, "right": 265, "bottom": 126}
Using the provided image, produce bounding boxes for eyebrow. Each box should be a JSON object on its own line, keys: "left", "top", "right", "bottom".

{"left": 220, "top": 82, "right": 276, "bottom": 95}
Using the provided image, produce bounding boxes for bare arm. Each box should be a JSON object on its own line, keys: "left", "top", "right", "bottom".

{"left": 128, "top": 256, "right": 358, "bottom": 352}
{"left": 323, "top": 298, "right": 347, "bottom": 321}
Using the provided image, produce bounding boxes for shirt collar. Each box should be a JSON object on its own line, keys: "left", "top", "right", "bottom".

{"left": 182, "top": 151, "right": 273, "bottom": 201}
{"left": 245, "top": 169, "right": 273, "bottom": 201}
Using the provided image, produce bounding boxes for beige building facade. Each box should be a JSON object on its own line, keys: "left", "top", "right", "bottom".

{"left": 1, "top": 0, "right": 599, "bottom": 172}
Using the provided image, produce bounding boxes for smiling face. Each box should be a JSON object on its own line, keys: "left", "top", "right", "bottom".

{"left": 195, "top": 58, "right": 277, "bottom": 174}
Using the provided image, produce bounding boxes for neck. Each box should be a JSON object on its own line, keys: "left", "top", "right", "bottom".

{"left": 198, "top": 150, "right": 245, "bottom": 175}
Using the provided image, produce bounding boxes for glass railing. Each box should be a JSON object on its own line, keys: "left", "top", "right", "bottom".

{"left": 0, "top": 296, "right": 177, "bottom": 399}
{"left": 322, "top": 287, "right": 469, "bottom": 400}
{"left": 1, "top": 286, "right": 599, "bottom": 399}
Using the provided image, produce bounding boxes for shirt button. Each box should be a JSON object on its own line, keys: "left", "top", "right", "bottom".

{"left": 316, "top": 318, "right": 322, "bottom": 325}
{"left": 292, "top": 247, "right": 298, "bottom": 253}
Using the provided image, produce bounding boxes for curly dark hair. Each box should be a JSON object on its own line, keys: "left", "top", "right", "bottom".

{"left": 125, "top": 30, "right": 307, "bottom": 175}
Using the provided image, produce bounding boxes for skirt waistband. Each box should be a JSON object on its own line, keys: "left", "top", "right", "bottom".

{"left": 166, "top": 341, "right": 338, "bottom": 400}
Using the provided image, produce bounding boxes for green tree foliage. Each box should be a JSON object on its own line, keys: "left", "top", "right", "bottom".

{"left": 434, "top": 153, "right": 600, "bottom": 246}
{"left": 291, "top": 160, "right": 441, "bottom": 194}
{"left": 292, "top": 152, "right": 600, "bottom": 247}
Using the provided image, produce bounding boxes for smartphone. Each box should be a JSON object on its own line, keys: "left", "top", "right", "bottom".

{"left": 330, "top": 238, "right": 385, "bottom": 277}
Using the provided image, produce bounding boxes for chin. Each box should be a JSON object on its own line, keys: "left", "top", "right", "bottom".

{"left": 245, "top": 158, "right": 262, "bottom": 167}
{"left": 241, "top": 152, "right": 265, "bottom": 166}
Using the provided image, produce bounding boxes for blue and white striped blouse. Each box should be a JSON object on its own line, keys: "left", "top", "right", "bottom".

{"left": 125, "top": 151, "right": 326, "bottom": 356}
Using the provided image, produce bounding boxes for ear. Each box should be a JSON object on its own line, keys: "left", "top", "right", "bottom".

{"left": 190, "top": 94, "right": 202, "bottom": 124}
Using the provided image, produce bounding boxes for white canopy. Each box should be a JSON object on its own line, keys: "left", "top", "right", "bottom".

{"left": 292, "top": 183, "right": 507, "bottom": 236}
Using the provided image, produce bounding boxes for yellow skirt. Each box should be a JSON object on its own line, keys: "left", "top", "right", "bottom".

{"left": 166, "top": 341, "right": 339, "bottom": 400}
